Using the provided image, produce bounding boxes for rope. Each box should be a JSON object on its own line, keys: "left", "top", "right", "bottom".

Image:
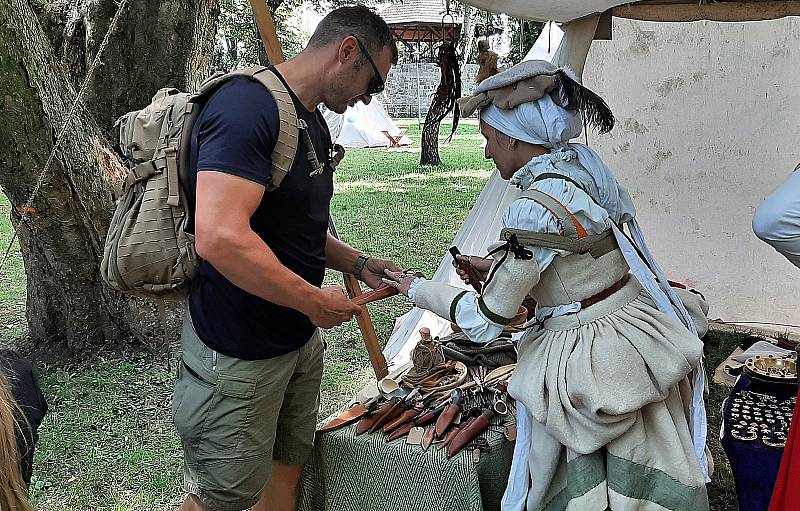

{"left": 0, "top": 0, "right": 130, "bottom": 277}
{"left": 411, "top": 340, "right": 445, "bottom": 373}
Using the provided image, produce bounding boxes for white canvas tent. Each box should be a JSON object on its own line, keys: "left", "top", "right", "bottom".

{"left": 384, "top": 1, "right": 800, "bottom": 369}
{"left": 325, "top": 99, "right": 412, "bottom": 149}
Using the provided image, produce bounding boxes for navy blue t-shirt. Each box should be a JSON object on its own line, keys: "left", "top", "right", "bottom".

{"left": 187, "top": 72, "right": 334, "bottom": 360}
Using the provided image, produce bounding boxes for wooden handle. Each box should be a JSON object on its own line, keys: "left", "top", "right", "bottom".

{"left": 342, "top": 273, "right": 388, "bottom": 379}
{"left": 351, "top": 286, "right": 399, "bottom": 306}
{"left": 250, "top": 0, "right": 284, "bottom": 64}
{"left": 450, "top": 246, "right": 483, "bottom": 293}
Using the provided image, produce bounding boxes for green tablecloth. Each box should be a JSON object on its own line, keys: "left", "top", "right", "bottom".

{"left": 299, "top": 411, "right": 515, "bottom": 511}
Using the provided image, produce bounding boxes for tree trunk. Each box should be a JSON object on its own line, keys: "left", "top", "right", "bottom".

{"left": 187, "top": 0, "right": 222, "bottom": 90}
{"left": 420, "top": 118, "right": 442, "bottom": 166}
{"left": 35, "top": 0, "right": 219, "bottom": 135}
{"left": 459, "top": 5, "right": 475, "bottom": 72}
{"left": 1, "top": 0, "right": 132, "bottom": 351}
{"left": 0, "top": 0, "right": 217, "bottom": 353}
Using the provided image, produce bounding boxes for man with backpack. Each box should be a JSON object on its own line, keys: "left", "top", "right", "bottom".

{"left": 171, "top": 7, "right": 400, "bottom": 511}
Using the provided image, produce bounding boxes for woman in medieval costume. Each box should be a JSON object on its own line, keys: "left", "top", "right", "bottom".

{"left": 383, "top": 60, "right": 711, "bottom": 510}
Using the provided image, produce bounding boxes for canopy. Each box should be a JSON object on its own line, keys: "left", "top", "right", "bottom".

{"left": 459, "top": 0, "right": 800, "bottom": 23}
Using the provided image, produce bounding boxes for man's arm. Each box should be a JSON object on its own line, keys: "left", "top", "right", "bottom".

{"left": 325, "top": 234, "right": 402, "bottom": 289}
{"left": 753, "top": 170, "right": 800, "bottom": 268}
{"left": 195, "top": 171, "right": 361, "bottom": 328}
{"left": 325, "top": 234, "right": 361, "bottom": 275}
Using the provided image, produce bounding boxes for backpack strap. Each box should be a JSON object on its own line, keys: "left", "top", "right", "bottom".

{"left": 238, "top": 66, "right": 302, "bottom": 191}
{"left": 330, "top": 143, "right": 346, "bottom": 169}
{"left": 188, "top": 66, "right": 331, "bottom": 192}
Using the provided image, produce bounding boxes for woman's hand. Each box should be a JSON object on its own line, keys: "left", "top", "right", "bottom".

{"left": 381, "top": 269, "right": 421, "bottom": 297}
{"left": 453, "top": 255, "right": 492, "bottom": 285}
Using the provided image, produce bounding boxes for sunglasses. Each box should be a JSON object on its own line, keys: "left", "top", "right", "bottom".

{"left": 350, "top": 34, "right": 385, "bottom": 95}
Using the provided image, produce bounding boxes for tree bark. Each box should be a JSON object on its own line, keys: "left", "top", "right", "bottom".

{"left": 1, "top": 0, "right": 132, "bottom": 351}
{"left": 35, "top": 0, "right": 219, "bottom": 134}
{"left": 0, "top": 0, "right": 217, "bottom": 353}
{"left": 420, "top": 119, "right": 442, "bottom": 166}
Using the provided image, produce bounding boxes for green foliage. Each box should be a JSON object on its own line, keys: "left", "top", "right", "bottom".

{"left": 507, "top": 18, "right": 544, "bottom": 65}
{"left": 212, "top": 0, "right": 305, "bottom": 70}
{"left": 212, "top": 0, "right": 384, "bottom": 71}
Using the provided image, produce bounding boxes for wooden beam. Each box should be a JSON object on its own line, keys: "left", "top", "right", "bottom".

{"left": 328, "top": 218, "right": 389, "bottom": 381}
{"left": 594, "top": 9, "right": 613, "bottom": 40}
{"left": 250, "top": 0, "right": 284, "bottom": 64}
{"left": 343, "top": 274, "right": 389, "bottom": 380}
{"left": 613, "top": 1, "right": 800, "bottom": 22}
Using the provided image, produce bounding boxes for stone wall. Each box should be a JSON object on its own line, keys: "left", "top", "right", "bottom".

{"left": 378, "top": 63, "right": 479, "bottom": 118}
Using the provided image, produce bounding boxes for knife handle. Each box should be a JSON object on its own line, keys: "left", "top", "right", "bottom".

{"left": 351, "top": 286, "right": 399, "bottom": 306}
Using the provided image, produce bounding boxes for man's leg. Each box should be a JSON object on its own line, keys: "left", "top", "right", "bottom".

{"left": 173, "top": 311, "right": 300, "bottom": 511}
{"left": 254, "top": 330, "right": 325, "bottom": 511}
{"left": 251, "top": 461, "right": 303, "bottom": 511}
{"left": 178, "top": 494, "right": 208, "bottom": 511}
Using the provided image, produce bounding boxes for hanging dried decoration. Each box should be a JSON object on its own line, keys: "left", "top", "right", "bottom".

{"left": 420, "top": 41, "right": 461, "bottom": 165}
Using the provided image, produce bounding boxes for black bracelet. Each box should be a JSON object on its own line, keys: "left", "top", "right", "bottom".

{"left": 353, "top": 254, "right": 370, "bottom": 278}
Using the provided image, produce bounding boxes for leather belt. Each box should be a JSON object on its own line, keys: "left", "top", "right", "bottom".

{"left": 579, "top": 274, "right": 629, "bottom": 310}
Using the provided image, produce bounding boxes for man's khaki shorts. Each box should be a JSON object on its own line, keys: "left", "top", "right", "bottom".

{"left": 172, "top": 310, "right": 324, "bottom": 511}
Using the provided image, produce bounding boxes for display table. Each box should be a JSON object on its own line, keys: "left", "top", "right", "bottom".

{"left": 721, "top": 374, "right": 796, "bottom": 511}
{"left": 298, "top": 407, "right": 515, "bottom": 511}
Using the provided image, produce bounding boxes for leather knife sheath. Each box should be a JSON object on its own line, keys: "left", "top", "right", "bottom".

{"left": 447, "top": 409, "right": 493, "bottom": 458}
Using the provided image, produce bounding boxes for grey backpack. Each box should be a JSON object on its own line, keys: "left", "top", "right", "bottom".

{"left": 101, "top": 66, "right": 341, "bottom": 299}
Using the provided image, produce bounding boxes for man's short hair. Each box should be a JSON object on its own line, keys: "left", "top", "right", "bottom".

{"left": 307, "top": 5, "right": 398, "bottom": 64}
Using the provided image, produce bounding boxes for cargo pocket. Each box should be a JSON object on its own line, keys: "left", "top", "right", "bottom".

{"left": 173, "top": 361, "right": 216, "bottom": 451}
{"left": 171, "top": 362, "right": 187, "bottom": 422}
{"left": 197, "top": 373, "right": 257, "bottom": 455}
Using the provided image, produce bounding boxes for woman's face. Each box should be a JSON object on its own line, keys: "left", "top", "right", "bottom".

{"left": 479, "top": 119, "right": 519, "bottom": 180}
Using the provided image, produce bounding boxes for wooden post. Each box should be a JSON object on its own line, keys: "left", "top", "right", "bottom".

{"left": 328, "top": 218, "right": 389, "bottom": 380}
{"left": 343, "top": 274, "right": 389, "bottom": 380}
{"left": 250, "top": 0, "right": 285, "bottom": 64}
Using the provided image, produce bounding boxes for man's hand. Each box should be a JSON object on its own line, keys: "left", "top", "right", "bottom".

{"left": 303, "top": 287, "right": 362, "bottom": 329}
{"left": 360, "top": 257, "right": 401, "bottom": 289}
{"left": 453, "top": 255, "right": 492, "bottom": 285}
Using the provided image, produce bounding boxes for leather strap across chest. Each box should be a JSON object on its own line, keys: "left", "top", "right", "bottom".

{"left": 500, "top": 188, "right": 618, "bottom": 259}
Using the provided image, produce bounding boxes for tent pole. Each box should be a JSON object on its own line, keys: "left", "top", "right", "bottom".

{"left": 415, "top": 44, "right": 422, "bottom": 127}
{"left": 252, "top": 1, "right": 388, "bottom": 380}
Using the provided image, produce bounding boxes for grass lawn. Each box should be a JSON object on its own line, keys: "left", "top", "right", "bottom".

{"left": 1, "top": 120, "right": 739, "bottom": 509}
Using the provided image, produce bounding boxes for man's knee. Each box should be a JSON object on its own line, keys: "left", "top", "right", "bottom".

{"left": 179, "top": 494, "right": 209, "bottom": 511}
{"left": 270, "top": 461, "right": 303, "bottom": 486}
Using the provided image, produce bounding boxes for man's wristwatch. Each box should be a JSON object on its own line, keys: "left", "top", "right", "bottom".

{"left": 353, "top": 254, "right": 370, "bottom": 279}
